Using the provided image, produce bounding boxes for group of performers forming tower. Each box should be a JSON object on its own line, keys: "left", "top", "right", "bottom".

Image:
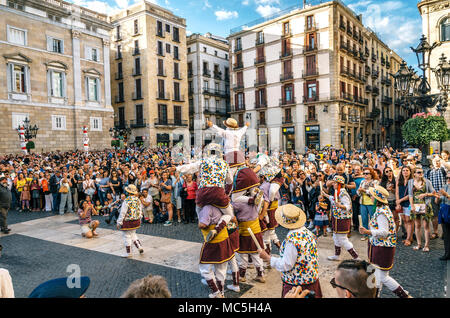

{"left": 117, "top": 117, "right": 411, "bottom": 298}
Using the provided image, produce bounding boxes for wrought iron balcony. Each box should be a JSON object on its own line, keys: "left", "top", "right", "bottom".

{"left": 234, "top": 45, "right": 242, "bottom": 53}
{"left": 232, "top": 83, "right": 244, "bottom": 91}
{"left": 302, "top": 68, "right": 319, "bottom": 78}
{"left": 365, "top": 85, "right": 372, "bottom": 92}
{"left": 365, "top": 66, "right": 371, "bottom": 75}
{"left": 279, "top": 49, "right": 293, "bottom": 59}
{"left": 339, "top": 21, "right": 346, "bottom": 31}
{"left": 255, "top": 37, "right": 265, "bottom": 45}
{"left": 156, "top": 91, "right": 170, "bottom": 100}
{"left": 303, "top": 44, "right": 318, "bottom": 54}
{"left": 203, "top": 69, "right": 211, "bottom": 77}
{"left": 254, "top": 78, "right": 267, "bottom": 87}
{"left": 257, "top": 118, "right": 267, "bottom": 126}
{"left": 233, "top": 63, "right": 243, "bottom": 71}
{"left": 381, "top": 95, "right": 393, "bottom": 104}
{"left": 255, "top": 101, "right": 267, "bottom": 109}
{"left": 132, "top": 91, "right": 143, "bottom": 100}
{"left": 172, "top": 94, "right": 184, "bottom": 102}
{"left": 279, "top": 97, "right": 296, "bottom": 106}
{"left": 230, "top": 104, "right": 246, "bottom": 112}
{"left": 132, "top": 48, "right": 140, "bottom": 56}
{"left": 372, "top": 87, "right": 380, "bottom": 96}
{"left": 371, "top": 70, "right": 379, "bottom": 79}
{"left": 254, "top": 56, "right": 266, "bottom": 65}
{"left": 214, "top": 71, "right": 222, "bottom": 80}
{"left": 340, "top": 41, "right": 348, "bottom": 52}
{"left": 282, "top": 116, "right": 293, "bottom": 124}
{"left": 204, "top": 106, "right": 227, "bottom": 115}
{"left": 280, "top": 72, "right": 294, "bottom": 82}
{"left": 130, "top": 119, "right": 147, "bottom": 128}
{"left": 115, "top": 95, "right": 124, "bottom": 103}
{"left": 203, "top": 87, "right": 229, "bottom": 98}
{"left": 305, "top": 114, "right": 317, "bottom": 122}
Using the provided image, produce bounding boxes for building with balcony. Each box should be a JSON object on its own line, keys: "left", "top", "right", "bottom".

{"left": 187, "top": 32, "right": 230, "bottom": 147}
{"left": 228, "top": 0, "right": 406, "bottom": 152}
{"left": 418, "top": 0, "right": 450, "bottom": 151}
{"left": 0, "top": 0, "right": 114, "bottom": 153}
{"left": 110, "top": 0, "right": 189, "bottom": 147}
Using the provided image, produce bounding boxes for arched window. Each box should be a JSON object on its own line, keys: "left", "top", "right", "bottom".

{"left": 441, "top": 17, "right": 450, "bottom": 42}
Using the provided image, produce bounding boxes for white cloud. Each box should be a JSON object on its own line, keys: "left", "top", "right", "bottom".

{"left": 256, "top": 4, "right": 280, "bottom": 17}
{"left": 215, "top": 10, "right": 239, "bottom": 20}
{"left": 74, "top": 0, "right": 148, "bottom": 15}
{"left": 242, "top": 0, "right": 250, "bottom": 5}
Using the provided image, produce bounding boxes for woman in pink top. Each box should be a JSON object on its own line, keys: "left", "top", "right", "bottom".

{"left": 182, "top": 174, "right": 198, "bottom": 223}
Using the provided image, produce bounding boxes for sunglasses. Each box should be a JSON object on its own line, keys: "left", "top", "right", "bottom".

{"left": 363, "top": 172, "right": 370, "bottom": 175}
{"left": 416, "top": 171, "right": 423, "bottom": 174}
{"left": 385, "top": 170, "right": 392, "bottom": 173}
{"left": 330, "top": 277, "right": 358, "bottom": 297}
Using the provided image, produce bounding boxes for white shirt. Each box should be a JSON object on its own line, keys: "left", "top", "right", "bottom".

{"left": 210, "top": 125, "right": 247, "bottom": 154}
{"left": 0, "top": 269, "right": 14, "bottom": 298}
{"left": 270, "top": 227, "right": 305, "bottom": 272}
{"left": 369, "top": 213, "right": 390, "bottom": 238}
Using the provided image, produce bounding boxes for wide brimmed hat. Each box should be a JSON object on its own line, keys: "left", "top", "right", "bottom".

{"left": 125, "top": 184, "right": 139, "bottom": 195}
{"left": 275, "top": 204, "right": 307, "bottom": 230}
{"left": 368, "top": 185, "right": 389, "bottom": 204}
{"left": 333, "top": 175, "right": 346, "bottom": 185}
{"left": 29, "top": 277, "right": 90, "bottom": 298}
{"left": 223, "top": 118, "right": 239, "bottom": 129}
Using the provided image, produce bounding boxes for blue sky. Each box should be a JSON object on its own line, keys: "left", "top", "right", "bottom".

{"left": 74, "top": 0, "right": 423, "bottom": 67}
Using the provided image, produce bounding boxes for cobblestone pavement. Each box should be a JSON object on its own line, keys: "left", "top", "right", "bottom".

{"left": 0, "top": 209, "right": 447, "bottom": 298}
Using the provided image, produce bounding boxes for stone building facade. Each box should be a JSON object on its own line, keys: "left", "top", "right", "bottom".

{"left": 0, "top": 0, "right": 114, "bottom": 154}
{"left": 418, "top": 0, "right": 450, "bottom": 151}
{"left": 187, "top": 33, "right": 230, "bottom": 148}
{"left": 228, "top": 0, "right": 407, "bottom": 152}
{"left": 109, "top": 0, "right": 189, "bottom": 148}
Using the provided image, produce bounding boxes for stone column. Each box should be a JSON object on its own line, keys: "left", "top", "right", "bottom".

{"left": 72, "top": 30, "right": 82, "bottom": 106}
{"left": 72, "top": 29, "right": 82, "bottom": 150}
{"left": 102, "top": 39, "right": 111, "bottom": 107}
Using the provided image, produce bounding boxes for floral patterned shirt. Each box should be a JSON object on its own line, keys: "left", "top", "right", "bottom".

{"left": 278, "top": 227, "right": 319, "bottom": 286}
{"left": 198, "top": 157, "right": 228, "bottom": 189}
{"left": 331, "top": 189, "right": 352, "bottom": 219}
{"left": 369, "top": 205, "right": 397, "bottom": 248}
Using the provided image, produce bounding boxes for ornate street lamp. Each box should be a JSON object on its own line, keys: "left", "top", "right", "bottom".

{"left": 16, "top": 117, "right": 39, "bottom": 153}
{"left": 109, "top": 122, "right": 132, "bottom": 149}
{"left": 392, "top": 35, "right": 448, "bottom": 168}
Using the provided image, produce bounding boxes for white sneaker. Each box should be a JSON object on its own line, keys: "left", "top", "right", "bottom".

{"left": 121, "top": 252, "right": 132, "bottom": 258}
{"left": 209, "top": 291, "right": 224, "bottom": 298}
{"left": 308, "top": 223, "right": 315, "bottom": 230}
{"left": 327, "top": 255, "right": 340, "bottom": 261}
{"left": 327, "top": 227, "right": 332, "bottom": 233}
{"left": 227, "top": 284, "right": 240, "bottom": 292}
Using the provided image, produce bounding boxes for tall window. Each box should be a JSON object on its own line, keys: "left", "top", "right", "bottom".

{"left": 134, "top": 19, "right": 139, "bottom": 34}
{"left": 174, "top": 82, "right": 180, "bottom": 100}
{"left": 173, "top": 27, "right": 180, "bottom": 42}
{"left": 118, "top": 82, "right": 124, "bottom": 101}
{"left": 118, "top": 107, "right": 125, "bottom": 126}
{"left": 135, "top": 104, "right": 143, "bottom": 123}
{"left": 50, "top": 71, "right": 64, "bottom": 97}
{"left": 87, "top": 77, "right": 99, "bottom": 101}
{"left": 257, "top": 31, "right": 264, "bottom": 44}
{"left": 134, "top": 58, "right": 140, "bottom": 74}
{"left": 157, "top": 41, "right": 163, "bottom": 55}
{"left": 236, "top": 38, "right": 242, "bottom": 50}
{"left": 157, "top": 21, "right": 163, "bottom": 36}
{"left": 116, "top": 25, "right": 121, "bottom": 40}
{"left": 174, "top": 105, "right": 182, "bottom": 124}
{"left": 306, "top": 15, "right": 314, "bottom": 30}
{"left": 10, "top": 64, "right": 27, "bottom": 93}
{"left": 158, "top": 104, "right": 167, "bottom": 123}
{"left": 158, "top": 59, "right": 164, "bottom": 75}
{"left": 174, "top": 46, "right": 179, "bottom": 59}
{"left": 284, "top": 84, "right": 293, "bottom": 101}
{"left": 158, "top": 79, "right": 165, "bottom": 96}
{"left": 441, "top": 17, "right": 450, "bottom": 42}
{"left": 135, "top": 78, "right": 142, "bottom": 99}
{"left": 307, "top": 82, "right": 317, "bottom": 99}
{"left": 283, "top": 22, "right": 290, "bottom": 35}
